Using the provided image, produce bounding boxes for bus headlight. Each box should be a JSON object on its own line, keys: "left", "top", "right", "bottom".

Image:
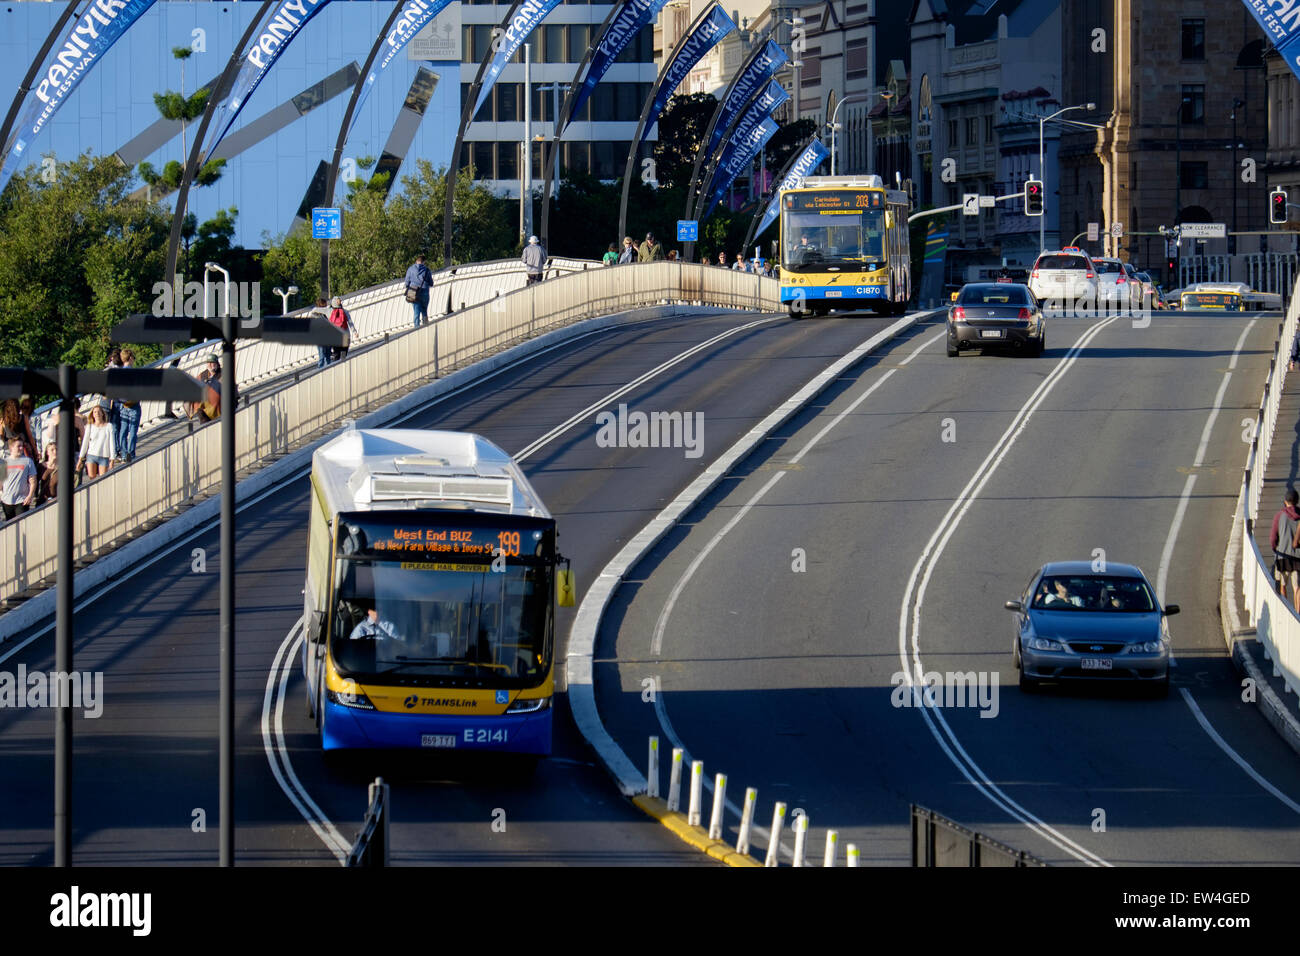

{"left": 326, "top": 687, "right": 376, "bottom": 710}
{"left": 506, "top": 696, "right": 550, "bottom": 714}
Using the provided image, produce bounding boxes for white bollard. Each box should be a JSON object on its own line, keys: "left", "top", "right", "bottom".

{"left": 846, "top": 843, "right": 860, "bottom": 867}
{"left": 708, "top": 773, "right": 727, "bottom": 840}
{"left": 765, "top": 802, "right": 787, "bottom": 867}
{"left": 824, "top": 829, "right": 838, "bottom": 867}
{"left": 687, "top": 760, "right": 704, "bottom": 827}
{"left": 736, "top": 787, "right": 758, "bottom": 856}
{"left": 667, "top": 748, "right": 684, "bottom": 812}
{"left": 792, "top": 814, "right": 809, "bottom": 867}
{"left": 647, "top": 737, "right": 659, "bottom": 798}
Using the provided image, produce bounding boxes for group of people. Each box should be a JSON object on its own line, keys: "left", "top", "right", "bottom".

{"left": 604, "top": 233, "right": 670, "bottom": 264}
{"left": 309, "top": 296, "right": 358, "bottom": 368}
{"left": 705, "top": 251, "right": 774, "bottom": 276}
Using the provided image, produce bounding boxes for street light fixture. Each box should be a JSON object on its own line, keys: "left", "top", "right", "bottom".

{"left": 1038, "top": 102, "right": 1095, "bottom": 255}
{"left": 829, "top": 92, "right": 875, "bottom": 176}
{"left": 112, "top": 284, "right": 345, "bottom": 868}
{"left": 0, "top": 365, "right": 204, "bottom": 868}
{"left": 272, "top": 286, "right": 299, "bottom": 315}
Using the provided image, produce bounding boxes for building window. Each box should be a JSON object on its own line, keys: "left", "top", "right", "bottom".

{"left": 965, "top": 116, "right": 978, "bottom": 145}
{"left": 1179, "top": 161, "right": 1208, "bottom": 189}
{"left": 1180, "top": 84, "right": 1204, "bottom": 124}
{"left": 1181, "top": 18, "right": 1205, "bottom": 60}
{"left": 544, "top": 24, "right": 565, "bottom": 63}
{"left": 568, "top": 25, "right": 590, "bottom": 63}
{"left": 497, "top": 142, "right": 519, "bottom": 180}
{"left": 472, "top": 141, "right": 494, "bottom": 178}
{"left": 496, "top": 84, "right": 518, "bottom": 123}
{"left": 948, "top": 118, "right": 957, "bottom": 148}
{"left": 565, "top": 142, "right": 590, "bottom": 174}
{"left": 984, "top": 114, "right": 993, "bottom": 143}
{"left": 593, "top": 141, "right": 616, "bottom": 179}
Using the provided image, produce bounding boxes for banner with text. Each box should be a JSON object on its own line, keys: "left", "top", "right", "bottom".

{"left": 350, "top": 0, "right": 457, "bottom": 135}
{"left": 640, "top": 4, "right": 735, "bottom": 145}
{"left": 1243, "top": 1, "right": 1300, "bottom": 82}
{"left": 700, "top": 115, "right": 778, "bottom": 221}
{"left": 754, "top": 138, "right": 830, "bottom": 237}
{"left": 474, "top": 0, "right": 564, "bottom": 116}
{"left": 568, "top": 0, "right": 670, "bottom": 126}
{"left": 704, "top": 38, "right": 787, "bottom": 158}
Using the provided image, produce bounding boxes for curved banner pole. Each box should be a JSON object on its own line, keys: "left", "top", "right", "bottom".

{"left": 164, "top": 0, "right": 278, "bottom": 286}
{"left": 616, "top": 1, "right": 734, "bottom": 246}
{"left": 692, "top": 114, "right": 777, "bottom": 224}
{"left": 0, "top": 0, "right": 82, "bottom": 171}
{"left": 739, "top": 135, "right": 828, "bottom": 256}
{"left": 680, "top": 25, "right": 777, "bottom": 261}
{"left": 320, "top": 0, "right": 411, "bottom": 299}
{"left": 690, "top": 78, "right": 786, "bottom": 226}
{"left": 537, "top": 0, "right": 625, "bottom": 251}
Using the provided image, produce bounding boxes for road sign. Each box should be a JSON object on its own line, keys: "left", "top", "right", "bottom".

{"left": 1087, "top": 222, "right": 1099, "bottom": 241}
{"left": 1110, "top": 221, "right": 1124, "bottom": 238}
{"left": 312, "top": 207, "right": 342, "bottom": 240}
{"left": 963, "top": 193, "right": 979, "bottom": 216}
{"left": 978, "top": 194, "right": 995, "bottom": 208}
{"left": 677, "top": 220, "right": 698, "bottom": 242}
{"left": 1179, "top": 222, "right": 1226, "bottom": 238}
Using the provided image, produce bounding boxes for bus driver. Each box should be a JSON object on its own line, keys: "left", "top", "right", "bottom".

{"left": 349, "top": 602, "right": 401, "bottom": 640}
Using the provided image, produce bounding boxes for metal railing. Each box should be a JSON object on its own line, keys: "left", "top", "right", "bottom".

{"left": 0, "top": 263, "right": 778, "bottom": 603}
{"left": 1238, "top": 277, "right": 1300, "bottom": 697}
{"left": 910, "top": 805, "right": 1046, "bottom": 867}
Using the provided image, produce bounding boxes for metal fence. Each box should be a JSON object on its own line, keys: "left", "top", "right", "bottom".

{"left": 910, "top": 805, "right": 1047, "bottom": 867}
{"left": 1238, "top": 276, "right": 1300, "bottom": 697}
{"left": 0, "top": 263, "right": 778, "bottom": 603}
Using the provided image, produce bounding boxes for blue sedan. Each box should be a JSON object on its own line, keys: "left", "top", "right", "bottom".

{"left": 1004, "top": 561, "right": 1177, "bottom": 696}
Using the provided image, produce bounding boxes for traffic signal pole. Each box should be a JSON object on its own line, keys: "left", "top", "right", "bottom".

{"left": 907, "top": 189, "right": 1027, "bottom": 224}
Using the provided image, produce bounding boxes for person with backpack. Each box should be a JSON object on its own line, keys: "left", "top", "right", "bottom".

{"left": 1270, "top": 487, "right": 1300, "bottom": 610}
{"left": 403, "top": 253, "right": 433, "bottom": 327}
{"left": 328, "top": 296, "right": 357, "bottom": 362}
{"left": 602, "top": 243, "right": 618, "bottom": 266}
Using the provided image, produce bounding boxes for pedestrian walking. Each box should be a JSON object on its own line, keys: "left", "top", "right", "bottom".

{"left": 1271, "top": 487, "right": 1300, "bottom": 611}
{"left": 310, "top": 297, "right": 332, "bottom": 368}
{"left": 618, "top": 236, "right": 636, "bottom": 264}
{"left": 602, "top": 242, "right": 619, "bottom": 266}
{"left": 116, "top": 349, "right": 141, "bottom": 463}
{"left": 522, "top": 235, "right": 547, "bottom": 284}
{"left": 77, "top": 402, "right": 116, "bottom": 480}
{"left": 638, "top": 232, "right": 665, "bottom": 262}
{"left": 404, "top": 253, "right": 433, "bottom": 327}
{"left": 328, "top": 296, "right": 357, "bottom": 362}
{"left": 2, "top": 437, "right": 37, "bottom": 520}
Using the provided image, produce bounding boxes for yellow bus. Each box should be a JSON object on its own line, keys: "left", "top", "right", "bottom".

{"left": 302, "top": 427, "right": 574, "bottom": 759}
{"left": 779, "top": 175, "right": 912, "bottom": 317}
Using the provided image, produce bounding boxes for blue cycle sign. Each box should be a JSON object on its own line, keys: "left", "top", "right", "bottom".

{"left": 677, "top": 220, "right": 698, "bottom": 242}
{"left": 312, "top": 207, "right": 342, "bottom": 240}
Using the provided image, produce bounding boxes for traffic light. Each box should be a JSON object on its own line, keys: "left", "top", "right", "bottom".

{"left": 1271, "top": 188, "right": 1288, "bottom": 224}
{"left": 1024, "top": 180, "right": 1044, "bottom": 216}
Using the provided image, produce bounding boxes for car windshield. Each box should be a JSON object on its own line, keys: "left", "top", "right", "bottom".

{"left": 1035, "top": 255, "right": 1090, "bottom": 270}
{"left": 1031, "top": 575, "right": 1157, "bottom": 611}
{"left": 959, "top": 286, "right": 1030, "bottom": 305}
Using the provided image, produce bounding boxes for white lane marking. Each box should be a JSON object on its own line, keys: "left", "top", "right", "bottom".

{"left": 900, "top": 314, "right": 1121, "bottom": 867}
{"left": 514, "top": 317, "right": 775, "bottom": 462}
{"left": 1180, "top": 688, "right": 1300, "bottom": 814}
{"left": 260, "top": 619, "right": 350, "bottom": 862}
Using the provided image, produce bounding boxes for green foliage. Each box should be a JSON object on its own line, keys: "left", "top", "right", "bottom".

{"left": 654, "top": 93, "right": 718, "bottom": 190}
{"left": 765, "top": 119, "right": 820, "bottom": 177}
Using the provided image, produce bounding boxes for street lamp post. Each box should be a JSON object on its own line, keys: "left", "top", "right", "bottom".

{"left": 1231, "top": 98, "right": 1244, "bottom": 256}
{"left": 0, "top": 365, "right": 204, "bottom": 868}
{"left": 272, "top": 286, "right": 299, "bottom": 315}
{"left": 1038, "top": 102, "right": 1095, "bottom": 255}
{"left": 112, "top": 283, "right": 345, "bottom": 867}
{"left": 830, "top": 92, "right": 875, "bottom": 176}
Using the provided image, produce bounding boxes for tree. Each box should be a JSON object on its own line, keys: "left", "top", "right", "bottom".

{"left": 138, "top": 46, "right": 225, "bottom": 195}
{"left": 764, "top": 119, "right": 820, "bottom": 178}
{"left": 653, "top": 93, "right": 718, "bottom": 190}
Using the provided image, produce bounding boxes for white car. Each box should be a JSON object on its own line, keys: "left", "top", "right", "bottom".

{"left": 1028, "top": 248, "right": 1099, "bottom": 310}
{"left": 1092, "top": 257, "right": 1143, "bottom": 310}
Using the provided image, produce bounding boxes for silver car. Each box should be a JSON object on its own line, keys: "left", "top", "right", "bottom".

{"left": 1005, "top": 561, "right": 1176, "bottom": 696}
{"left": 1028, "top": 249, "right": 1099, "bottom": 311}
{"left": 1092, "top": 257, "right": 1142, "bottom": 311}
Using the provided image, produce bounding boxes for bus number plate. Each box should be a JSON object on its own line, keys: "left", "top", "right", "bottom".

{"left": 421, "top": 734, "right": 456, "bottom": 748}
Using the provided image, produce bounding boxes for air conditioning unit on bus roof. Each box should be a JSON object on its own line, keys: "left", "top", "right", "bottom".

{"left": 800, "top": 175, "right": 884, "bottom": 188}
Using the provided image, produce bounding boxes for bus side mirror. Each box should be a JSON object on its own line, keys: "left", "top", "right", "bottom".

{"left": 557, "top": 568, "right": 576, "bottom": 607}
{"left": 309, "top": 610, "right": 327, "bottom": 643}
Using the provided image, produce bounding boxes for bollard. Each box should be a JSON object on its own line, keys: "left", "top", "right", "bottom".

{"left": 736, "top": 787, "right": 758, "bottom": 856}
{"left": 824, "top": 829, "right": 838, "bottom": 867}
{"left": 792, "top": 814, "right": 809, "bottom": 867}
{"left": 765, "top": 802, "right": 786, "bottom": 867}
{"left": 687, "top": 760, "right": 704, "bottom": 827}
{"left": 647, "top": 737, "right": 659, "bottom": 798}
{"left": 846, "top": 843, "right": 860, "bottom": 867}
{"left": 667, "top": 748, "right": 684, "bottom": 812}
{"left": 708, "top": 773, "right": 727, "bottom": 840}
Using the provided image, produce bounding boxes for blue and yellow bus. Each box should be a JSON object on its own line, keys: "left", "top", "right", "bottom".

{"left": 302, "top": 427, "right": 574, "bottom": 758}
{"left": 778, "top": 175, "right": 912, "bottom": 317}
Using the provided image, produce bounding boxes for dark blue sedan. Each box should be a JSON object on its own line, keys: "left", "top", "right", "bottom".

{"left": 1004, "top": 561, "right": 1178, "bottom": 696}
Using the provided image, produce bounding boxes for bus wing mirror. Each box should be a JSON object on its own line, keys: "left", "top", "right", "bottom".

{"left": 309, "top": 610, "right": 328, "bottom": 643}
{"left": 557, "top": 568, "right": 576, "bottom": 607}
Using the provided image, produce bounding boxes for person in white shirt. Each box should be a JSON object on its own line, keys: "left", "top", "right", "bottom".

{"left": 349, "top": 605, "right": 401, "bottom": 641}
{"left": 77, "top": 402, "right": 117, "bottom": 479}
{"left": 2, "top": 438, "right": 37, "bottom": 520}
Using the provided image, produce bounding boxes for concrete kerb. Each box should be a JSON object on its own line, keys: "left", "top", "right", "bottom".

{"left": 566, "top": 309, "right": 937, "bottom": 858}
{"left": 633, "top": 795, "right": 760, "bottom": 866}
{"left": 1220, "top": 487, "right": 1300, "bottom": 757}
{"left": 0, "top": 303, "right": 730, "bottom": 646}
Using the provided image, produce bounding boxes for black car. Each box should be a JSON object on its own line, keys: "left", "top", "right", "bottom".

{"left": 947, "top": 282, "right": 1045, "bottom": 357}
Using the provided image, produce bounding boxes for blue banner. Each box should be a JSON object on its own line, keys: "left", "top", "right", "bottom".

{"left": 0, "top": 0, "right": 158, "bottom": 195}
{"left": 718, "top": 79, "right": 787, "bottom": 160}
{"left": 640, "top": 4, "right": 735, "bottom": 144}
{"left": 701, "top": 115, "right": 778, "bottom": 221}
{"left": 569, "top": 0, "right": 670, "bottom": 126}
{"left": 209, "top": 0, "right": 335, "bottom": 153}
{"left": 754, "top": 139, "right": 829, "bottom": 237}
{"left": 474, "top": 0, "right": 564, "bottom": 116}
{"left": 1243, "top": 1, "right": 1300, "bottom": 79}
{"left": 350, "top": 0, "right": 456, "bottom": 135}
{"left": 705, "top": 39, "right": 786, "bottom": 158}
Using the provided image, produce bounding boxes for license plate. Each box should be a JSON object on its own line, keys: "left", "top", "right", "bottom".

{"left": 421, "top": 734, "right": 456, "bottom": 748}
{"left": 1081, "top": 658, "right": 1112, "bottom": 671}
{"left": 825, "top": 291, "right": 842, "bottom": 298}
{"left": 980, "top": 329, "right": 1003, "bottom": 338}
{"left": 1054, "top": 276, "right": 1066, "bottom": 282}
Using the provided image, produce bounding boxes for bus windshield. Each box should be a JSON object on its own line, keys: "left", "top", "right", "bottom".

{"left": 783, "top": 207, "right": 886, "bottom": 270}
{"left": 331, "top": 557, "right": 551, "bottom": 683}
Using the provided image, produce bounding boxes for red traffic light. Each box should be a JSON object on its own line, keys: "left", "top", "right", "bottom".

{"left": 1271, "top": 189, "right": 1289, "bottom": 224}
{"left": 1024, "top": 179, "right": 1044, "bottom": 216}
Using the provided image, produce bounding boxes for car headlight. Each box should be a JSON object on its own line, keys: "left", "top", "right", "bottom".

{"left": 326, "top": 687, "right": 376, "bottom": 709}
{"left": 1027, "top": 637, "right": 1062, "bottom": 651}
{"left": 1127, "top": 640, "right": 1166, "bottom": 654}
{"left": 505, "top": 696, "right": 550, "bottom": 714}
